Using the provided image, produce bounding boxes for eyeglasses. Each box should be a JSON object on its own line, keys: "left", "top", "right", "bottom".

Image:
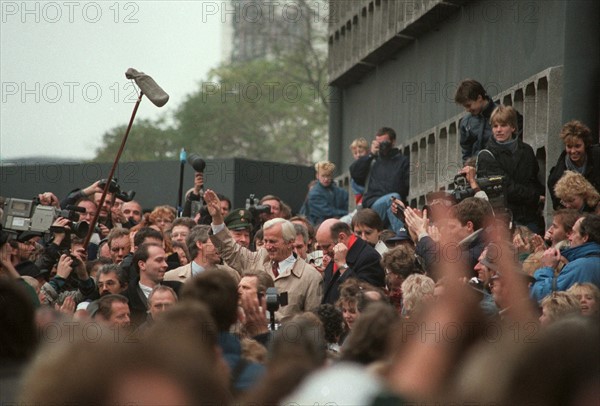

{"left": 98, "top": 280, "right": 118, "bottom": 288}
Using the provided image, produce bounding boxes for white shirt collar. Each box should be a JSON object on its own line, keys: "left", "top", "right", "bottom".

{"left": 138, "top": 282, "right": 153, "bottom": 299}
{"left": 275, "top": 253, "right": 296, "bottom": 276}
{"left": 191, "top": 260, "right": 206, "bottom": 276}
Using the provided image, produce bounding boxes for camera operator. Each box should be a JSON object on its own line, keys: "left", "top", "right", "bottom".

{"left": 60, "top": 180, "right": 117, "bottom": 237}
{"left": 0, "top": 227, "right": 21, "bottom": 280}
{"left": 475, "top": 105, "right": 545, "bottom": 234}
{"left": 39, "top": 240, "right": 94, "bottom": 307}
{"left": 458, "top": 166, "right": 490, "bottom": 201}
{"left": 32, "top": 217, "right": 71, "bottom": 273}
{"left": 350, "top": 127, "right": 410, "bottom": 234}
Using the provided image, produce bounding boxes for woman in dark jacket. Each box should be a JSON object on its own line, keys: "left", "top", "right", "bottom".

{"left": 476, "top": 105, "right": 545, "bottom": 234}
{"left": 547, "top": 120, "right": 600, "bottom": 210}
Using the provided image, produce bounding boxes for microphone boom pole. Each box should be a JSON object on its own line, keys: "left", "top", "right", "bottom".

{"left": 177, "top": 148, "right": 187, "bottom": 217}
{"left": 83, "top": 91, "right": 144, "bottom": 249}
{"left": 83, "top": 68, "right": 170, "bottom": 249}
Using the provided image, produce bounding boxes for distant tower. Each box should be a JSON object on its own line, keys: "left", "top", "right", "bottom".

{"left": 224, "top": 0, "right": 311, "bottom": 63}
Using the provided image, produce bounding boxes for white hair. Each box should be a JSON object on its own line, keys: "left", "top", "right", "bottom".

{"left": 263, "top": 218, "right": 296, "bottom": 243}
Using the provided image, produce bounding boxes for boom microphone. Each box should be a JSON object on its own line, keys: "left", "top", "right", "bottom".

{"left": 187, "top": 153, "right": 206, "bottom": 172}
{"left": 125, "top": 68, "right": 169, "bottom": 107}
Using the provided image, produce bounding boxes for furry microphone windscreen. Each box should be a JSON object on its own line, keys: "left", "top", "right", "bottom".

{"left": 125, "top": 68, "right": 170, "bottom": 107}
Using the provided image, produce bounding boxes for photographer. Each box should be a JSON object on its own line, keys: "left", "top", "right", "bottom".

{"left": 457, "top": 166, "right": 490, "bottom": 201}
{"left": 350, "top": 127, "right": 410, "bottom": 234}
{"left": 182, "top": 170, "right": 205, "bottom": 218}
{"left": 61, "top": 179, "right": 135, "bottom": 237}
{"left": 61, "top": 181, "right": 112, "bottom": 233}
{"left": 39, "top": 240, "right": 94, "bottom": 307}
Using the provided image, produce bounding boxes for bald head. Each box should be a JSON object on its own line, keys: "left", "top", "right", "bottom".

{"left": 317, "top": 219, "right": 339, "bottom": 237}
{"left": 316, "top": 219, "right": 350, "bottom": 256}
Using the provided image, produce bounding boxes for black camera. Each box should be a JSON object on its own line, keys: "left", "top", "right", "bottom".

{"left": 452, "top": 174, "right": 506, "bottom": 209}
{"left": 245, "top": 194, "right": 271, "bottom": 216}
{"left": 265, "top": 287, "right": 288, "bottom": 331}
{"left": 390, "top": 197, "right": 406, "bottom": 223}
{"left": 98, "top": 178, "right": 136, "bottom": 202}
{"left": 98, "top": 178, "right": 120, "bottom": 194}
{"left": 377, "top": 141, "right": 393, "bottom": 157}
{"left": 57, "top": 248, "right": 83, "bottom": 269}
{"left": 245, "top": 194, "right": 271, "bottom": 231}
{"left": 54, "top": 206, "right": 90, "bottom": 239}
{"left": 265, "top": 287, "right": 288, "bottom": 313}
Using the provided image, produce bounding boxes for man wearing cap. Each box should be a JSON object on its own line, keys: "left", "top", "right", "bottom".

{"left": 164, "top": 225, "right": 240, "bottom": 284}
{"left": 383, "top": 227, "right": 414, "bottom": 249}
{"left": 205, "top": 190, "right": 322, "bottom": 323}
{"left": 12, "top": 234, "right": 39, "bottom": 265}
{"left": 224, "top": 209, "right": 253, "bottom": 249}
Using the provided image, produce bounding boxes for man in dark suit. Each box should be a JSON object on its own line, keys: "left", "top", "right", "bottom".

{"left": 316, "top": 219, "right": 385, "bottom": 304}
{"left": 124, "top": 243, "right": 181, "bottom": 327}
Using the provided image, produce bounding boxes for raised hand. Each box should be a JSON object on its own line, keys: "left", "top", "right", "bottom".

{"left": 332, "top": 243, "right": 348, "bottom": 269}
{"left": 405, "top": 206, "right": 428, "bottom": 238}
{"left": 240, "top": 291, "right": 268, "bottom": 336}
{"left": 531, "top": 234, "right": 546, "bottom": 253}
{"left": 203, "top": 189, "right": 224, "bottom": 225}
{"left": 38, "top": 192, "right": 60, "bottom": 207}
{"left": 56, "top": 295, "right": 76, "bottom": 316}
{"left": 193, "top": 172, "right": 204, "bottom": 194}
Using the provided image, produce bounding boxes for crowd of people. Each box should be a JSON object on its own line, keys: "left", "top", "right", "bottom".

{"left": 1, "top": 78, "right": 599, "bottom": 405}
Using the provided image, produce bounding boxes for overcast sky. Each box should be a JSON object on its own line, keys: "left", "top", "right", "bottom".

{"left": 1, "top": 1, "right": 224, "bottom": 161}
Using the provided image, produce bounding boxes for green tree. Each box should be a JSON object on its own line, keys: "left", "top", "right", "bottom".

{"left": 92, "top": 0, "right": 329, "bottom": 165}
{"left": 175, "top": 57, "right": 327, "bottom": 165}
{"left": 92, "top": 117, "right": 178, "bottom": 162}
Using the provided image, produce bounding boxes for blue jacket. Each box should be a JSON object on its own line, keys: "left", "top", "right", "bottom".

{"left": 531, "top": 242, "right": 600, "bottom": 302}
{"left": 218, "top": 332, "right": 265, "bottom": 392}
{"left": 306, "top": 181, "right": 349, "bottom": 225}
{"left": 459, "top": 97, "right": 498, "bottom": 163}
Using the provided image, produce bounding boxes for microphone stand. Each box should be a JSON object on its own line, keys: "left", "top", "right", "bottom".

{"left": 177, "top": 148, "right": 187, "bottom": 217}
{"left": 83, "top": 91, "right": 144, "bottom": 249}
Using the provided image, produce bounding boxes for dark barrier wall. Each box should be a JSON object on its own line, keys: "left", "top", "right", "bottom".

{"left": 0, "top": 159, "right": 314, "bottom": 214}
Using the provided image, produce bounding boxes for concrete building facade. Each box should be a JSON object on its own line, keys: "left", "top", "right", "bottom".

{"left": 327, "top": 0, "right": 599, "bottom": 212}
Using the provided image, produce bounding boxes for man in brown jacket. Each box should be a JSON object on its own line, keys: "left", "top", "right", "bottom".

{"left": 204, "top": 189, "right": 323, "bottom": 322}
